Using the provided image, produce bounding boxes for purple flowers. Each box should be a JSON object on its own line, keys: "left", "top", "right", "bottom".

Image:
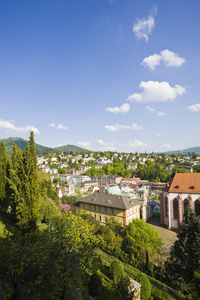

{"left": 60, "top": 204, "right": 71, "bottom": 212}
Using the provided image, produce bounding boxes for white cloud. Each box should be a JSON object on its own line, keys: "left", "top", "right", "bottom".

{"left": 141, "top": 49, "right": 185, "bottom": 70}
{"left": 127, "top": 81, "right": 186, "bottom": 103}
{"left": 0, "top": 119, "right": 40, "bottom": 134}
{"left": 157, "top": 112, "right": 166, "bottom": 117}
{"left": 97, "top": 139, "right": 114, "bottom": 146}
{"left": 142, "top": 54, "right": 161, "bottom": 70}
{"left": 96, "top": 140, "right": 116, "bottom": 151}
{"left": 57, "top": 124, "right": 68, "bottom": 130}
{"left": 161, "top": 50, "right": 185, "bottom": 67}
{"left": 163, "top": 143, "right": 171, "bottom": 149}
{"left": 146, "top": 106, "right": 156, "bottom": 112}
{"left": 128, "top": 140, "right": 147, "bottom": 147}
{"left": 133, "top": 8, "right": 157, "bottom": 41}
{"left": 49, "top": 123, "right": 68, "bottom": 130}
{"left": 77, "top": 141, "right": 91, "bottom": 148}
{"left": 105, "top": 123, "right": 142, "bottom": 132}
{"left": 188, "top": 103, "right": 200, "bottom": 112}
{"left": 105, "top": 103, "right": 130, "bottom": 113}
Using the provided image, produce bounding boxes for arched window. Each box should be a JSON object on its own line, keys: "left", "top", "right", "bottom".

{"left": 183, "top": 199, "right": 189, "bottom": 213}
{"left": 165, "top": 197, "right": 168, "bottom": 217}
{"left": 195, "top": 200, "right": 200, "bottom": 216}
{"left": 173, "top": 199, "right": 179, "bottom": 219}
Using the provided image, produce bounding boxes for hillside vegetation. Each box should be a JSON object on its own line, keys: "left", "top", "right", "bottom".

{"left": 0, "top": 137, "right": 87, "bottom": 155}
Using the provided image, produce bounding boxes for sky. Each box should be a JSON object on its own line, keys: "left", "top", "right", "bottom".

{"left": 0, "top": 0, "right": 200, "bottom": 153}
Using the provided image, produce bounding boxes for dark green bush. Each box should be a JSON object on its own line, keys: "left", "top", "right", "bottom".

{"left": 135, "top": 272, "right": 151, "bottom": 300}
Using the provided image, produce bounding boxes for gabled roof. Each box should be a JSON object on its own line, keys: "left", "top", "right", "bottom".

{"left": 78, "top": 192, "right": 140, "bottom": 210}
{"left": 168, "top": 173, "right": 200, "bottom": 194}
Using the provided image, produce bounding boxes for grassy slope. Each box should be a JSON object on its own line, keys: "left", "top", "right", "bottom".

{"left": 100, "top": 251, "right": 185, "bottom": 300}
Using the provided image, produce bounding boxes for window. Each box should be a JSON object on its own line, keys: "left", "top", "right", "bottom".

{"left": 165, "top": 197, "right": 168, "bottom": 217}
{"left": 173, "top": 199, "right": 179, "bottom": 219}
{"left": 183, "top": 199, "right": 189, "bottom": 213}
{"left": 82, "top": 203, "right": 85, "bottom": 209}
{"left": 89, "top": 204, "right": 91, "bottom": 210}
{"left": 104, "top": 217, "right": 107, "bottom": 223}
{"left": 195, "top": 200, "right": 200, "bottom": 216}
{"left": 94, "top": 214, "right": 96, "bottom": 219}
{"left": 98, "top": 206, "right": 101, "bottom": 212}
{"left": 99, "top": 215, "right": 102, "bottom": 222}
{"left": 104, "top": 207, "right": 107, "bottom": 213}
{"left": 93, "top": 205, "right": 96, "bottom": 211}
{"left": 111, "top": 208, "right": 114, "bottom": 215}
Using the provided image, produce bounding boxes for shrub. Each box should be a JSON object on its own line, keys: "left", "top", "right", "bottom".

{"left": 135, "top": 272, "right": 151, "bottom": 300}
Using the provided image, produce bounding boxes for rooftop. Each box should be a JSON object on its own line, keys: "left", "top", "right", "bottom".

{"left": 168, "top": 173, "right": 200, "bottom": 194}
{"left": 78, "top": 192, "right": 140, "bottom": 210}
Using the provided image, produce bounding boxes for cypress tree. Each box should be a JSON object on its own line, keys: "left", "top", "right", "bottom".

{"left": 0, "top": 142, "right": 9, "bottom": 210}
{"left": 19, "top": 132, "right": 41, "bottom": 232}
{"left": 8, "top": 133, "right": 41, "bottom": 232}
{"left": 8, "top": 142, "right": 24, "bottom": 216}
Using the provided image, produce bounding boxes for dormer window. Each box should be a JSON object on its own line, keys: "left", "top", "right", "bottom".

{"left": 174, "top": 185, "right": 179, "bottom": 189}
{"left": 105, "top": 200, "right": 112, "bottom": 204}
{"left": 92, "top": 198, "right": 96, "bottom": 202}
{"left": 189, "top": 185, "right": 195, "bottom": 189}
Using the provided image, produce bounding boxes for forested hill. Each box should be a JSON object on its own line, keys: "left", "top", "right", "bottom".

{"left": 166, "top": 146, "right": 200, "bottom": 154}
{"left": 0, "top": 137, "right": 87, "bottom": 155}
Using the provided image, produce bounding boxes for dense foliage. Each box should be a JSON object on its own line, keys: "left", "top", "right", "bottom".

{"left": 122, "top": 219, "right": 164, "bottom": 267}
{"left": 165, "top": 205, "right": 200, "bottom": 293}
{"left": 0, "top": 213, "right": 100, "bottom": 299}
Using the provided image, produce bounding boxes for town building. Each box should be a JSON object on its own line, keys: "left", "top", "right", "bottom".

{"left": 160, "top": 173, "right": 200, "bottom": 229}
{"left": 93, "top": 175, "right": 122, "bottom": 187}
{"left": 81, "top": 180, "right": 98, "bottom": 193}
{"left": 78, "top": 185, "right": 150, "bottom": 226}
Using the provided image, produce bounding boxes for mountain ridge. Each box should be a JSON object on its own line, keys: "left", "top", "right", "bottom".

{"left": 0, "top": 137, "right": 88, "bottom": 156}
{"left": 165, "top": 146, "right": 200, "bottom": 155}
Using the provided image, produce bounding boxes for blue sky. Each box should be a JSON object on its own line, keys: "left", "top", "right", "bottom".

{"left": 0, "top": 0, "right": 200, "bottom": 152}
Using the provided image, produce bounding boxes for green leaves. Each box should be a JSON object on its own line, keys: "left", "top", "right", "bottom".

{"left": 165, "top": 205, "right": 200, "bottom": 291}
{"left": 122, "top": 219, "right": 164, "bottom": 266}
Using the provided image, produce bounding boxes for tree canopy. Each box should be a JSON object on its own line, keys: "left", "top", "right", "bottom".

{"left": 165, "top": 205, "right": 200, "bottom": 291}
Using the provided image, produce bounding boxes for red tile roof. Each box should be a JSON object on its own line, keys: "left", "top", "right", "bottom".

{"left": 168, "top": 173, "right": 200, "bottom": 194}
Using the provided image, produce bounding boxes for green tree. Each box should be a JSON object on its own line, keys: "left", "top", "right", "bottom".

{"left": 114, "top": 275, "right": 135, "bottom": 300}
{"left": 110, "top": 260, "right": 125, "bottom": 283}
{"left": 165, "top": 205, "right": 200, "bottom": 290}
{"left": 0, "top": 142, "right": 9, "bottom": 210}
{"left": 7, "top": 132, "right": 41, "bottom": 232}
{"left": 0, "top": 212, "right": 100, "bottom": 299}
{"left": 122, "top": 219, "right": 164, "bottom": 266}
{"left": 135, "top": 272, "right": 151, "bottom": 300}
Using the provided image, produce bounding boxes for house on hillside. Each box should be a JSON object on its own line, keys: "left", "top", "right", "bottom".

{"left": 160, "top": 173, "right": 200, "bottom": 229}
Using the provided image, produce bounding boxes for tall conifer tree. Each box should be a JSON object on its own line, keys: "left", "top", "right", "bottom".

{"left": 8, "top": 133, "right": 41, "bottom": 232}
{"left": 0, "top": 142, "right": 9, "bottom": 210}
{"left": 8, "top": 142, "right": 24, "bottom": 217}
{"left": 166, "top": 205, "right": 200, "bottom": 287}
{"left": 19, "top": 132, "right": 41, "bottom": 231}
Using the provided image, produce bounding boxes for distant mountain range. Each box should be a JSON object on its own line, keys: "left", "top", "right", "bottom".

{"left": 0, "top": 137, "right": 88, "bottom": 156}
{"left": 166, "top": 146, "right": 200, "bottom": 155}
